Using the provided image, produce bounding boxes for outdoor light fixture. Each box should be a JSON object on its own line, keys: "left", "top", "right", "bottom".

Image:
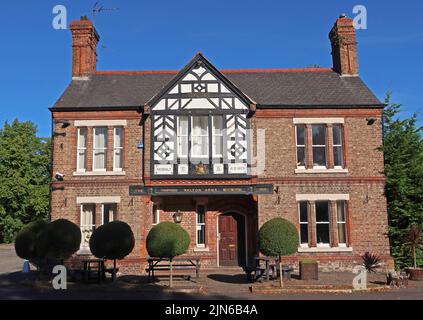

{"left": 56, "top": 120, "right": 71, "bottom": 128}
{"left": 55, "top": 172, "right": 65, "bottom": 181}
{"left": 173, "top": 210, "right": 183, "bottom": 224}
{"left": 366, "top": 117, "right": 376, "bottom": 125}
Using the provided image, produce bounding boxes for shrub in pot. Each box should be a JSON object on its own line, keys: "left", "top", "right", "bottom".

{"left": 404, "top": 226, "right": 423, "bottom": 281}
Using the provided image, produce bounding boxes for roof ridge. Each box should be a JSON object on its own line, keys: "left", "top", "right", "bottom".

{"left": 94, "top": 67, "right": 334, "bottom": 75}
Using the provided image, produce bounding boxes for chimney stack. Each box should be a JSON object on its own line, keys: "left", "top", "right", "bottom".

{"left": 70, "top": 16, "right": 100, "bottom": 77}
{"left": 329, "top": 14, "right": 359, "bottom": 76}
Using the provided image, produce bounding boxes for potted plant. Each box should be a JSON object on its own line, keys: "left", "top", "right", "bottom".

{"left": 258, "top": 218, "right": 299, "bottom": 287}
{"left": 404, "top": 226, "right": 423, "bottom": 281}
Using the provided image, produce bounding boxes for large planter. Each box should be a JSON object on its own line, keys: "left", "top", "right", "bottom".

{"left": 299, "top": 260, "right": 319, "bottom": 280}
{"left": 405, "top": 268, "right": 423, "bottom": 281}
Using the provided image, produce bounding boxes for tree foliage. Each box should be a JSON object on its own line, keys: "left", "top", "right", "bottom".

{"left": 382, "top": 94, "right": 423, "bottom": 269}
{"left": 36, "top": 219, "right": 81, "bottom": 261}
{"left": 89, "top": 221, "right": 135, "bottom": 260}
{"left": 0, "top": 120, "right": 51, "bottom": 243}
{"left": 146, "top": 222, "right": 191, "bottom": 259}
{"left": 258, "top": 218, "right": 299, "bottom": 257}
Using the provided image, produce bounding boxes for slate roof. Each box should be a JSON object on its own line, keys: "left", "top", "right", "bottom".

{"left": 51, "top": 69, "right": 383, "bottom": 110}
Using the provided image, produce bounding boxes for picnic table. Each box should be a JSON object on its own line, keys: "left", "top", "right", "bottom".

{"left": 82, "top": 258, "right": 106, "bottom": 283}
{"left": 146, "top": 257, "right": 201, "bottom": 281}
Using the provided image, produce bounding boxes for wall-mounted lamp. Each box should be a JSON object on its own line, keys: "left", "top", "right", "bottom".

{"left": 56, "top": 120, "right": 71, "bottom": 128}
{"left": 366, "top": 117, "right": 377, "bottom": 125}
{"left": 137, "top": 142, "right": 144, "bottom": 149}
{"left": 173, "top": 210, "right": 183, "bottom": 224}
{"left": 55, "top": 172, "right": 65, "bottom": 181}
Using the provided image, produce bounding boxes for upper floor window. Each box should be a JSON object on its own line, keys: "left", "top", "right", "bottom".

{"left": 93, "top": 127, "right": 108, "bottom": 171}
{"left": 296, "top": 125, "right": 306, "bottom": 168}
{"left": 312, "top": 125, "right": 327, "bottom": 168}
{"left": 191, "top": 116, "right": 209, "bottom": 158}
{"left": 77, "top": 128, "right": 87, "bottom": 172}
{"left": 177, "top": 117, "right": 189, "bottom": 158}
{"left": 333, "top": 124, "right": 344, "bottom": 168}
{"left": 114, "top": 127, "right": 124, "bottom": 171}
{"left": 212, "top": 116, "right": 223, "bottom": 157}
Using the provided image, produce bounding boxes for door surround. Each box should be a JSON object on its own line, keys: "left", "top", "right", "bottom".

{"left": 216, "top": 211, "right": 248, "bottom": 267}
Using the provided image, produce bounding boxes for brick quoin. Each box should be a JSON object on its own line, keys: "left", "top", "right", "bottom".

{"left": 52, "top": 15, "right": 394, "bottom": 274}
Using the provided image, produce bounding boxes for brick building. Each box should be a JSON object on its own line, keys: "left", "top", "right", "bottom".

{"left": 50, "top": 15, "right": 393, "bottom": 273}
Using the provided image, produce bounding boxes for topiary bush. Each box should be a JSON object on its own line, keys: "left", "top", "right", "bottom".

{"left": 146, "top": 221, "right": 191, "bottom": 287}
{"left": 89, "top": 221, "right": 135, "bottom": 281}
{"left": 258, "top": 218, "right": 299, "bottom": 286}
{"left": 147, "top": 221, "right": 190, "bottom": 259}
{"left": 36, "top": 219, "right": 81, "bottom": 262}
{"left": 15, "top": 220, "right": 49, "bottom": 261}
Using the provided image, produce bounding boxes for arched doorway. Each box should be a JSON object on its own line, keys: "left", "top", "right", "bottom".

{"left": 218, "top": 212, "right": 246, "bottom": 267}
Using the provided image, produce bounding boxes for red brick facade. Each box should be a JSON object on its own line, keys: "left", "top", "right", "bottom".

{"left": 50, "top": 16, "right": 393, "bottom": 274}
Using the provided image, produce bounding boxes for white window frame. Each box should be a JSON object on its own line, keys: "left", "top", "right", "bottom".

{"left": 113, "top": 127, "right": 124, "bottom": 172}
{"left": 196, "top": 205, "right": 206, "bottom": 248}
{"left": 298, "top": 201, "right": 309, "bottom": 248}
{"left": 101, "top": 203, "right": 117, "bottom": 225}
{"left": 333, "top": 124, "right": 344, "bottom": 169}
{"left": 295, "top": 125, "right": 307, "bottom": 169}
{"left": 93, "top": 127, "right": 107, "bottom": 172}
{"left": 76, "top": 127, "right": 87, "bottom": 173}
{"left": 191, "top": 116, "right": 209, "bottom": 159}
{"left": 315, "top": 201, "right": 331, "bottom": 247}
{"left": 336, "top": 200, "right": 348, "bottom": 247}
{"left": 152, "top": 204, "right": 160, "bottom": 225}
{"left": 177, "top": 116, "right": 189, "bottom": 159}
{"left": 212, "top": 116, "right": 223, "bottom": 158}
{"left": 80, "top": 204, "right": 96, "bottom": 249}
{"left": 312, "top": 125, "right": 327, "bottom": 169}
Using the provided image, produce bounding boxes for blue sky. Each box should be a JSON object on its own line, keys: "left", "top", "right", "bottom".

{"left": 0, "top": 0, "right": 422, "bottom": 137}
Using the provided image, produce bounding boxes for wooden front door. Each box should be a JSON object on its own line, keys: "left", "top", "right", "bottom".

{"left": 218, "top": 214, "right": 238, "bottom": 266}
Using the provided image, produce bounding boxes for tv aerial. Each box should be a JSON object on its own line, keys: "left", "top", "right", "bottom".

{"left": 92, "top": 1, "right": 119, "bottom": 21}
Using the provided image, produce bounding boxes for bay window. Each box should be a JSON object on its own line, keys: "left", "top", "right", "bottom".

{"left": 177, "top": 116, "right": 189, "bottom": 158}
{"left": 212, "top": 116, "right": 223, "bottom": 157}
{"left": 312, "top": 125, "right": 327, "bottom": 168}
{"left": 93, "top": 127, "right": 107, "bottom": 171}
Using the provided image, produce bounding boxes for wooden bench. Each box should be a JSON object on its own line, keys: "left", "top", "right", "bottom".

{"left": 146, "top": 257, "right": 201, "bottom": 281}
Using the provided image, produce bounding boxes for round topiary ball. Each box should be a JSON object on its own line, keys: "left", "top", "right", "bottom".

{"left": 258, "top": 218, "right": 299, "bottom": 257}
{"left": 146, "top": 222, "right": 191, "bottom": 259}
{"left": 15, "top": 220, "right": 49, "bottom": 260}
{"left": 36, "top": 219, "right": 81, "bottom": 260}
{"left": 89, "top": 221, "right": 135, "bottom": 260}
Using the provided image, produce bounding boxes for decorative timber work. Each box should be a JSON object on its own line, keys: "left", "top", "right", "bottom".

{"left": 148, "top": 53, "right": 255, "bottom": 179}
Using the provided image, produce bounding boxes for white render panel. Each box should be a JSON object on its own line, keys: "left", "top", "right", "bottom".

{"left": 293, "top": 118, "right": 345, "bottom": 124}
{"left": 295, "top": 194, "right": 350, "bottom": 201}
{"left": 74, "top": 120, "right": 127, "bottom": 127}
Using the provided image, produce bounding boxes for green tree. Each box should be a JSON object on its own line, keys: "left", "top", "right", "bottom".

{"left": 258, "top": 218, "right": 299, "bottom": 287}
{"left": 382, "top": 95, "right": 423, "bottom": 270}
{"left": 0, "top": 119, "right": 51, "bottom": 243}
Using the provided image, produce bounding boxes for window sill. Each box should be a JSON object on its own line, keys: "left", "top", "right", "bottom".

{"left": 295, "top": 168, "right": 349, "bottom": 174}
{"left": 298, "top": 247, "right": 353, "bottom": 253}
{"left": 193, "top": 247, "right": 210, "bottom": 252}
{"left": 73, "top": 171, "right": 126, "bottom": 176}
{"left": 77, "top": 248, "right": 92, "bottom": 255}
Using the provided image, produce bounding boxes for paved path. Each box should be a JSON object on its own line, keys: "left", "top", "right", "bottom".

{"left": 0, "top": 244, "right": 23, "bottom": 274}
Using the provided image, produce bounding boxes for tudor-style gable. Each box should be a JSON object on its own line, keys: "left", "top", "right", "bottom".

{"left": 148, "top": 53, "right": 254, "bottom": 179}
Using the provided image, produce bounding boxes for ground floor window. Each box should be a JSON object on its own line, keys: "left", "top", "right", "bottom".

{"left": 336, "top": 201, "right": 348, "bottom": 245}
{"left": 103, "top": 203, "right": 117, "bottom": 224}
{"left": 196, "top": 205, "right": 206, "bottom": 247}
{"left": 299, "top": 201, "right": 309, "bottom": 245}
{"left": 80, "top": 204, "right": 96, "bottom": 248}
{"left": 315, "top": 201, "right": 330, "bottom": 246}
{"left": 152, "top": 204, "right": 160, "bottom": 225}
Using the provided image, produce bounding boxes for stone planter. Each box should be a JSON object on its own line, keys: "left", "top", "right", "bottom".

{"left": 299, "top": 260, "right": 318, "bottom": 280}
{"left": 405, "top": 268, "right": 423, "bottom": 281}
